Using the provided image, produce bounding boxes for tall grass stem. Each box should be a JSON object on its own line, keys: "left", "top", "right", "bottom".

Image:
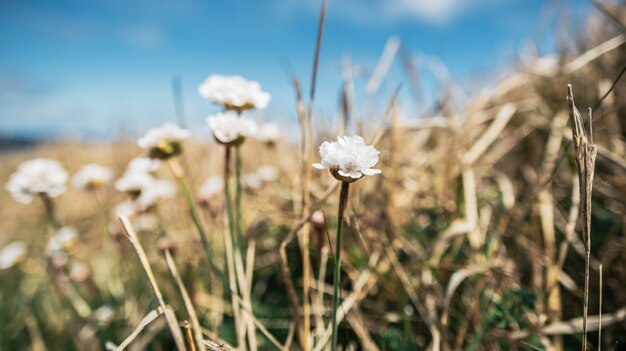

{"left": 331, "top": 181, "right": 350, "bottom": 351}
{"left": 167, "top": 158, "right": 218, "bottom": 276}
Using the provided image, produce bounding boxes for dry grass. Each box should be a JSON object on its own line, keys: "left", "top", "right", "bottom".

{"left": 1, "top": 1, "right": 626, "bottom": 350}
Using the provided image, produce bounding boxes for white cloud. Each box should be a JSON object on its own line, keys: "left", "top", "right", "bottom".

{"left": 387, "top": 0, "right": 467, "bottom": 23}
{"left": 286, "top": 0, "right": 511, "bottom": 25}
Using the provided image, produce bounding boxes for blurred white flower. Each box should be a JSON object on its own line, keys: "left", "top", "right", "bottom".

{"left": 113, "top": 201, "right": 138, "bottom": 219}
{"left": 0, "top": 241, "right": 28, "bottom": 270}
{"left": 255, "top": 165, "right": 279, "bottom": 182}
{"left": 47, "top": 227, "right": 78, "bottom": 253}
{"left": 198, "top": 74, "right": 270, "bottom": 111}
{"left": 115, "top": 171, "right": 154, "bottom": 195}
{"left": 313, "top": 135, "right": 381, "bottom": 182}
{"left": 243, "top": 166, "right": 279, "bottom": 190}
{"left": 127, "top": 157, "right": 161, "bottom": 174}
{"left": 311, "top": 210, "right": 326, "bottom": 231}
{"left": 137, "top": 122, "right": 190, "bottom": 159}
{"left": 243, "top": 173, "right": 263, "bottom": 190}
{"left": 199, "top": 176, "right": 224, "bottom": 199}
{"left": 69, "top": 261, "right": 91, "bottom": 282}
{"left": 72, "top": 163, "right": 113, "bottom": 190}
{"left": 135, "top": 179, "right": 175, "bottom": 211}
{"left": 255, "top": 123, "right": 281, "bottom": 144}
{"left": 5, "top": 158, "right": 68, "bottom": 204}
{"left": 207, "top": 112, "right": 257, "bottom": 145}
{"left": 93, "top": 305, "right": 115, "bottom": 324}
{"left": 115, "top": 171, "right": 174, "bottom": 212}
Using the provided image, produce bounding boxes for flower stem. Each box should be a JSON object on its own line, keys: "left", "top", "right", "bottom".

{"left": 40, "top": 193, "right": 62, "bottom": 230}
{"left": 235, "top": 146, "right": 244, "bottom": 250}
{"left": 224, "top": 148, "right": 238, "bottom": 249}
{"left": 167, "top": 158, "right": 218, "bottom": 276}
{"left": 223, "top": 146, "right": 245, "bottom": 348}
{"left": 331, "top": 181, "right": 350, "bottom": 351}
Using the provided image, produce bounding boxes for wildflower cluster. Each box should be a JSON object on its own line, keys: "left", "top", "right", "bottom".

{"left": 6, "top": 158, "right": 68, "bottom": 204}
{"left": 137, "top": 122, "right": 190, "bottom": 160}
{"left": 114, "top": 157, "right": 174, "bottom": 214}
{"left": 72, "top": 163, "right": 113, "bottom": 190}
{"left": 206, "top": 112, "right": 257, "bottom": 146}
{"left": 198, "top": 74, "right": 270, "bottom": 112}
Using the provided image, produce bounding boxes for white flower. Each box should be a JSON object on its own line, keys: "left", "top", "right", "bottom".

{"left": 115, "top": 171, "right": 174, "bottom": 211}
{"left": 137, "top": 122, "right": 190, "bottom": 159}
{"left": 243, "top": 166, "right": 278, "bottom": 190}
{"left": 243, "top": 173, "right": 263, "bottom": 190}
{"left": 199, "top": 176, "right": 224, "bottom": 199}
{"left": 93, "top": 305, "right": 115, "bottom": 324}
{"left": 255, "top": 123, "right": 281, "bottom": 144}
{"left": 113, "top": 201, "right": 138, "bottom": 219}
{"left": 72, "top": 163, "right": 113, "bottom": 190}
{"left": 255, "top": 165, "right": 279, "bottom": 182}
{"left": 207, "top": 112, "right": 257, "bottom": 145}
{"left": 0, "top": 242, "right": 28, "bottom": 270}
{"left": 198, "top": 74, "right": 270, "bottom": 111}
{"left": 47, "top": 227, "right": 78, "bottom": 253}
{"left": 5, "top": 158, "right": 68, "bottom": 204}
{"left": 135, "top": 179, "right": 175, "bottom": 211}
{"left": 69, "top": 262, "right": 91, "bottom": 282}
{"left": 311, "top": 210, "right": 326, "bottom": 230}
{"left": 313, "top": 135, "right": 381, "bottom": 182}
{"left": 127, "top": 157, "right": 161, "bottom": 174}
{"left": 115, "top": 171, "right": 154, "bottom": 194}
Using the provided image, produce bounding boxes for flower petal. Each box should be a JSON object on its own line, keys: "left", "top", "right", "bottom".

{"left": 361, "top": 168, "right": 382, "bottom": 176}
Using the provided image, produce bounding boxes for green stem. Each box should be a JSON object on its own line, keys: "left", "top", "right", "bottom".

{"left": 168, "top": 158, "right": 221, "bottom": 278}
{"left": 331, "top": 181, "right": 350, "bottom": 351}
{"left": 40, "top": 194, "right": 62, "bottom": 230}
{"left": 224, "top": 147, "right": 238, "bottom": 250}
{"left": 224, "top": 146, "right": 245, "bottom": 348}
{"left": 235, "top": 145, "right": 244, "bottom": 252}
{"left": 178, "top": 176, "right": 209, "bottom": 245}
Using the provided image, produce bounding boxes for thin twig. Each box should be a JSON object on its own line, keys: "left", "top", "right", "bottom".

{"left": 119, "top": 215, "right": 187, "bottom": 351}
{"left": 164, "top": 249, "right": 205, "bottom": 351}
{"left": 185, "top": 322, "right": 197, "bottom": 351}
{"left": 108, "top": 308, "right": 164, "bottom": 351}
{"left": 593, "top": 62, "right": 626, "bottom": 112}
{"left": 302, "top": 1, "right": 328, "bottom": 349}
{"left": 598, "top": 264, "right": 603, "bottom": 351}
{"left": 234, "top": 295, "right": 288, "bottom": 351}
{"left": 279, "top": 183, "right": 338, "bottom": 350}
{"left": 312, "top": 251, "right": 381, "bottom": 351}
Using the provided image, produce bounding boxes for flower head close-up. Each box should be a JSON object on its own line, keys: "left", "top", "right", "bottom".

{"left": 198, "top": 74, "right": 270, "bottom": 112}
{"left": 313, "top": 135, "right": 381, "bottom": 182}
{"left": 72, "top": 163, "right": 113, "bottom": 190}
{"left": 137, "top": 123, "right": 190, "bottom": 160}
{"left": 5, "top": 158, "right": 69, "bottom": 204}
{"left": 206, "top": 111, "right": 257, "bottom": 146}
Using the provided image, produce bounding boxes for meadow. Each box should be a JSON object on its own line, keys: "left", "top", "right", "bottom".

{"left": 1, "top": 2, "right": 626, "bottom": 350}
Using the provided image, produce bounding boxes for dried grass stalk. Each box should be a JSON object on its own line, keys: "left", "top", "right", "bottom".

{"left": 119, "top": 216, "right": 187, "bottom": 351}
{"left": 566, "top": 85, "right": 598, "bottom": 351}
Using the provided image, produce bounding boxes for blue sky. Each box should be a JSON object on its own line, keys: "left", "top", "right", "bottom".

{"left": 0, "top": 0, "right": 588, "bottom": 140}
